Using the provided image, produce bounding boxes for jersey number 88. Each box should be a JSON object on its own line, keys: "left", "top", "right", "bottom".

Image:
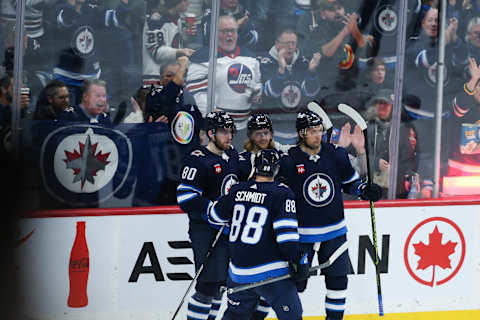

{"left": 230, "top": 204, "right": 268, "bottom": 245}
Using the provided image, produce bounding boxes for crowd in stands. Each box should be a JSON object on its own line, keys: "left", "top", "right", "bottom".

{"left": 1, "top": 0, "right": 480, "bottom": 208}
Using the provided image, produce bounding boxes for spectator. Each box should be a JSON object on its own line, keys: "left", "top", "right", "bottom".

{"left": 201, "top": 0, "right": 259, "bottom": 50}
{"left": 50, "top": 0, "right": 132, "bottom": 105}
{"left": 186, "top": 15, "right": 261, "bottom": 146}
{"left": 404, "top": 7, "right": 459, "bottom": 196}
{"left": 33, "top": 80, "right": 70, "bottom": 120}
{"left": 364, "top": 89, "right": 419, "bottom": 199}
{"left": 0, "top": 0, "right": 57, "bottom": 73}
{"left": 260, "top": 29, "right": 321, "bottom": 111}
{"left": 296, "top": 0, "right": 368, "bottom": 92}
{"left": 358, "top": 0, "right": 423, "bottom": 71}
{"left": 58, "top": 79, "right": 111, "bottom": 125}
{"left": 142, "top": 0, "right": 196, "bottom": 85}
{"left": 241, "top": 0, "right": 297, "bottom": 51}
{"left": 452, "top": 16, "right": 480, "bottom": 81}
{"left": 126, "top": 56, "right": 199, "bottom": 124}
{"left": 447, "top": 57, "right": 480, "bottom": 177}
{"left": 0, "top": 74, "right": 30, "bottom": 158}
{"left": 130, "top": 55, "right": 205, "bottom": 206}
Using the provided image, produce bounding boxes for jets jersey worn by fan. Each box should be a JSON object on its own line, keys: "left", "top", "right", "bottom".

{"left": 208, "top": 181, "right": 300, "bottom": 284}
{"left": 177, "top": 146, "right": 239, "bottom": 223}
{"left": 142, "top": 12, "right": 182, "bottom": 85}
{"left": 186, "top": 46, "right": 262, "bottom": 129}
{"left": 278, "top": 143, "right": 362, "bottom": 243}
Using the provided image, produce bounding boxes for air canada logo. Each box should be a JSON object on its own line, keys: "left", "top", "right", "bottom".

{"left": 404, "top": 217, "right": 466, "bottom": 287}
{"left": 227, "top": 63, "right": 253, "bottom": 93}
{"left": 40, "top": 125, "right": 133, "bottom": 206}
{"left": 72, "top": 26, "right": 95, "bottom": 57}
{"left": 375, "top": 5, "right": 398, "bottom": 35}
{"left": 303, "top": 173, "right": 334, "bottom": 207}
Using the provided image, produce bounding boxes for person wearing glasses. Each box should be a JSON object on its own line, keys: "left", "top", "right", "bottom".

{"left": 186, "top": 15, "right": 262, "bottom": 148}
{"left": 260, "top": 29, "right": 321, "bottom": 112}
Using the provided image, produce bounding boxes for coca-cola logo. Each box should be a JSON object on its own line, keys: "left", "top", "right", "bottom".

{"left": 70, "top": 257, "right": 89, "bottom": 270}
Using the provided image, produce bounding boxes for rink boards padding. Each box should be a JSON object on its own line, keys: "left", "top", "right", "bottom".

{"left": 17, "top": 197, "right": 480, "bottom": 319}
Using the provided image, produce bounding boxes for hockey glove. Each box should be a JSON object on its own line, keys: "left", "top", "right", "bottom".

{"left": 289, "top": 252, "right": 310, "bottom": 282}
{"left": 359, "top": 182, "right": 383, "bottom": 202}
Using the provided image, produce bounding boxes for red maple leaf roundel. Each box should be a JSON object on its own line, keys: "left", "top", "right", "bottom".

{"left": 412, "top": 225, "right": 457, "bottom": 285}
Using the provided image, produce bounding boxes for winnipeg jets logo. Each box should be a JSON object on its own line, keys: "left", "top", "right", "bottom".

{"left": 303, "top": 173, "right": 335, "bottom": 207}
{"left": 375, "top": 6, "right": 398, "bottom": 35}
{"left": 426, "top": 62, "right": 449, "bottom": 87}
{"left": 227, "top": 63, "right": 253, "bottom": 93}
{"left": 55, "top": 128, "right": 118, "bottom": 193}
{"left": 72, "top": 26, "right": 95, "bottom": 57}
{"left": 40, "top": 125, "right": 133, "bottom": 206}
{"left": 221, "top": 174, "right": 239, "bottom": 195}
{"left": 281, "top": 83, "right": 301, "bottom": 109}
{"left": 63, "top": 134, "right": 111, "bottom": 190}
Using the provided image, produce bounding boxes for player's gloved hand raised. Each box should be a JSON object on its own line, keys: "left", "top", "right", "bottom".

{"left": 359, "top": 182, "right": 383, "bottom": 202}
{"left": 289, "top": 252, "right": 310, "bottom": 282}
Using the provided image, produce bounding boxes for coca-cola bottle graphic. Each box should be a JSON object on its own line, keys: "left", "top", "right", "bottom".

{"left": 68, "top": 221, "right": 89, "bottom": 308}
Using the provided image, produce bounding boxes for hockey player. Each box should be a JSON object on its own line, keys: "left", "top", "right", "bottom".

{"left": 278, "top": 110, "right": 382, "bottom": 320}
{"left": 208, "top": 149, "right": 309, "bottom": 320}
{"left": 176, "top": 111, "right": 239, "bottom": 320}
{"left": 238, "top": 113, "right": 291, "bottom": 182}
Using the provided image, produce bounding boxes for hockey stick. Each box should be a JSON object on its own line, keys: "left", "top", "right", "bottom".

{"left": 171, "top": 224, "right": 226, "bottom": 320}
{"left": 226, "top": 240, "right": 349, "bottom": 294}
{"left": 338, "top": 103, "right": 384, "bottom": 316}
{"left": 307, "top": 101, "right": 333, "bottom": 142}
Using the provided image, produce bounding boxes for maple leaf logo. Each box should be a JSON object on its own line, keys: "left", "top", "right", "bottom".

{"left": 412, "top": 225, "right": 457, "bottom": 287}
{"left": 63, "top": 135, "right": 111, "bottom": 190}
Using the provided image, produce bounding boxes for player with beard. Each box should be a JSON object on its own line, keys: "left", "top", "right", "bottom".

{"left": 208, "top": 149, "right": 309, "bottom": 320}
{"left": 176, "top": 111, "right": 240, "bottom": 320}
{"left": 278, "top": 111, "right": 382, "bottom": 320}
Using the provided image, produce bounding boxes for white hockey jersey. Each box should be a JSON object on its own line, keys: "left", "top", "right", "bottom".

{"left": 1, "top": 0, "right": 57, "bottom": 38}
{"left": 142, "top": 12, "right": 182, "bottom": 85}
{"left": 186, "top": 46, "right": 262, "bottom": 130}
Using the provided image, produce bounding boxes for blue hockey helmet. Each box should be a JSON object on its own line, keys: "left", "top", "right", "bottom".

{"left": 296, "top": 110, "right": 323, "bottom": 132}
{"left": 247, "top": 113, "right": 273, "bottom": 134}
{"left": 254, "top": 149, "right": 281, "bottom": 177}
{"left": 206, "top": 111, "right": 236, "bottom": 134}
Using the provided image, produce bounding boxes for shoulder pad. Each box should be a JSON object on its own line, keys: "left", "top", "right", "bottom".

{"left": 190, "top": 149, "right": 205, "bottom": 157}
{"left": 278, "top": 182, "right": 289, "bottom": 188}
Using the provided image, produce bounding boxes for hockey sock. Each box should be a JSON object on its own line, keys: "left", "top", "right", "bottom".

{"left": 325, "top": 275, "right": 348, "bottom": 320}
{"left": 187, "top": 291, "right": 213, "bottom": 320}
{"left": 207, "top": 292, "right": 223, "bottom": 320}
{"left": 251, "top": 296, "right": 270, "bottom": 320}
